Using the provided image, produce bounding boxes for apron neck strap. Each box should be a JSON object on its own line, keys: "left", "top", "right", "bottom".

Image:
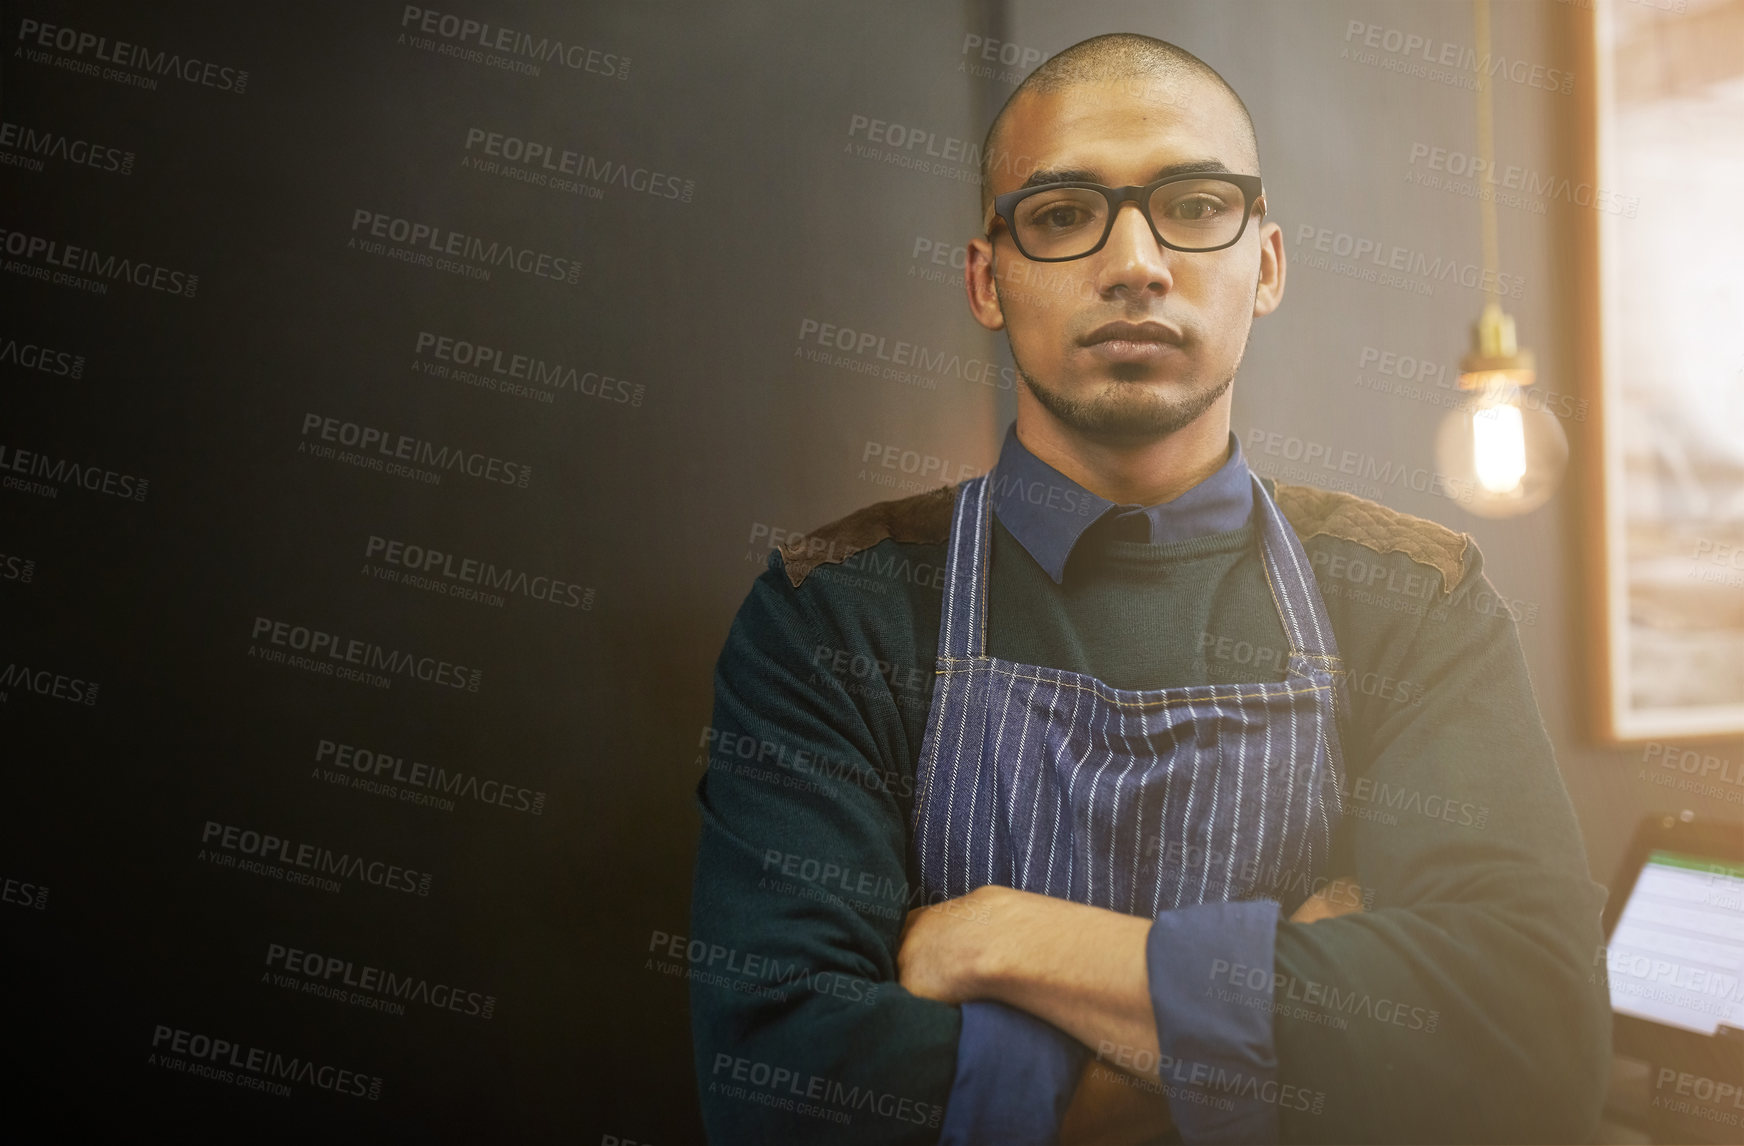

{"left": 1250, "top": 472, "right": 1340, "bottom": 660}
{"left": 938, "top": 475, "right": 990, "bottom": 660}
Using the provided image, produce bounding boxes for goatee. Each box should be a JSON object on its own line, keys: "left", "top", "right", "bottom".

{"left": 1017, "top": 364, "right": 1234, "bottom": 442}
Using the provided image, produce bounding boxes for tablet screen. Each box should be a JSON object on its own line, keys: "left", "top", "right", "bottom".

{"left": 1606, "top": 849, "right": 1744, "bottom": 1037}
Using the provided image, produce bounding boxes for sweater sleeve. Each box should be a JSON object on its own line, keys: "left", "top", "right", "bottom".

{"left": 690, "top": 555, "right": 959, "bottom": 1144}
{"left": 938, "top": 1002, "right": 1091, "bottom": 1145}
{"left": 1267, "top": 541, "right": 1613, "bottom": 1143}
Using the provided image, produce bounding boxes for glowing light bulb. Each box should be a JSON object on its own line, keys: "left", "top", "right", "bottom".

{"left": 1471, "top": 395, "right": 1527, "bottom": 494}
{"left": 1433, "top": 305, "right": 1567, "bottom": 518}
{"left": 1435, "top": 375, "right": 1568, "bottom": 517}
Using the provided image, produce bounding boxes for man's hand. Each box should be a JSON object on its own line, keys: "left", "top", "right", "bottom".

{"left": 898, "top": 885, "right": 1158, "bottom": 1068}
{"left": 1289, "top": 875, "right": 1367, "bottom": 924}
{"left": 894, "top": 884, "right": 1010, "bottom": 1005}
{"left": 1059, "top": 1058, "right": 1174, "bottom": 1145}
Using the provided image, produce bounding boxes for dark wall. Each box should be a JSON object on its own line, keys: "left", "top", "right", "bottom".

{"left": 1, "top": 2, "right": 999, "bottom": 1141}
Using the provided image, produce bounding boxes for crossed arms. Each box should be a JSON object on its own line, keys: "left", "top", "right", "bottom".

{"left": 896, "top": 878, "right": 1367, "bottom": 1143}
{"left": 691, "top": 549, "right": 1612, "bottom": 1144}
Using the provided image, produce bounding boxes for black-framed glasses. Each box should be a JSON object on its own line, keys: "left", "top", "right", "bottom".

{"left": 986, "top": 173, "right": 1264, "bottom": 261}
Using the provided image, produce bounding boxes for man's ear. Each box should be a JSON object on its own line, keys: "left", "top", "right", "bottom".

{"left": 965, "top": 236, "right": 1005, "bottom": 332}
{"left": 1252, "top": 213, "right": 1285, "bottom": 318}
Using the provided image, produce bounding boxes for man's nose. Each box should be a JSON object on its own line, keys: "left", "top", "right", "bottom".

{"left": 1096, "top": 200, "right": 1174, "bottom": 295}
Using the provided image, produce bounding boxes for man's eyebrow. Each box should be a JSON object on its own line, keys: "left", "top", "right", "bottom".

{"left": 1016, "top": 159, "right": 1234, "bottom": 190}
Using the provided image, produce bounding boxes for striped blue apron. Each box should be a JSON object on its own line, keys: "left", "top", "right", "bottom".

{"left": 911, "top": 471, "right": 1346, "bottom": 919}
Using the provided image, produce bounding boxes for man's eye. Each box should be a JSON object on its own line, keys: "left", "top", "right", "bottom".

{"left": 1168, "top": 196, "right": 1229, "bottom": 220}
{"left": 1035, "top": 205, "right": 1090, "bottom": 229}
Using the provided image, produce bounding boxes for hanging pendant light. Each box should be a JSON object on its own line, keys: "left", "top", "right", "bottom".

{"left": 1433, "top": 0, "right": 1568, "bottom": 518}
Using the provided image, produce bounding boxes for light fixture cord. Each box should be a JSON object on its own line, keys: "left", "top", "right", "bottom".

{"left": 1475, "top": 0, "right": 1501, "bottom": 303}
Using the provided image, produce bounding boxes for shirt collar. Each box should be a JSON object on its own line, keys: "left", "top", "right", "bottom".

{"left": 988, "top": 423, "right": 1254, "bottom": 583}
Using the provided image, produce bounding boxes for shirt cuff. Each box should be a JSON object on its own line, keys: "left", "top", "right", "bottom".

{"left": 938, "top": 1000, "right": 1089, "bottom": 1146}
{"left": 1145, "top": 900, "right": 1281, "bottom": 1145}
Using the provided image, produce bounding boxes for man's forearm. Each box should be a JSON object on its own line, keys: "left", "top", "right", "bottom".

{"left": 974, "top": 891, "right": 1162, "bottom": 1067}
{"left": 899, "top": 879, "right": 1368, "bottom": 1071}
{"left": 900, "top": 886, "right": 1159, "bottom": 1068}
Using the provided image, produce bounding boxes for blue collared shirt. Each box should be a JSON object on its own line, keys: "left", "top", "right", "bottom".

{"left": 986, "top": 424, "right": 1255, "bottom": 583}
{"left": 939, "top": 424, "right": 1280, "bottom": 1146}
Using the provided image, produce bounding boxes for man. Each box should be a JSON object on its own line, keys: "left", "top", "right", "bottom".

{"left": 691, "top": 33, "right": 1611, "bottom": 1145}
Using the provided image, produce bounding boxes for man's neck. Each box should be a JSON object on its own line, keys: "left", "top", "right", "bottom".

{"left": 1013, "top": 402, "right": 1234, "bottom": 507}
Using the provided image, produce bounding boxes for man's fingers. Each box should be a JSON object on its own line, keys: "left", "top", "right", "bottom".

{"left": 1288, "top": 875, "right": 1366, "bottom": 923}
{"left": 1060, "top": 1060, "right": 1174, "bottom": 1145}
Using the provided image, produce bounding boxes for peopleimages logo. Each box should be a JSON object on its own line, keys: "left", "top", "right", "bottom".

{"left": 248, "top": 615, "right": 484, "bottom": 692}
{"left": 461, "top": 128, "right": 693, "bottom": 203}
{"left": 1342, "top": 20, "right": 1574, "bottom": 95}
{"left": 0, "top": 443, "right": 147, "bottom": 501}
{"left": 413, "top": 331, "right": 642, "bottom": 406}
{"left": 795, "top": 317, "right": 1019, "bottom": 392}
{"left": 1291, "top": 223, "right": 1524, "bottom": 299}
{"left": 0, "top": 121, "right": 133, "bottom": 175}
{"left": 148, "top": 1025, "right": 383, "bottom": 1100}
{"left": 315, "top": 736, "right": 548, "bottom": 815}
{"left": 200, "top": 820, "right": 434, "bottom": 897}
{"left": 398, "top": 6, "right": 628, "bottom": 78}
{"left": 2, "top": 874, "right": 49, "bottom": 910}
{"left": 265, "top": 941, "right": 497, "bottom": 1020}
{"left": 348, "top": 209, "right": 582, "bottom": 285}
{"left": 0, "top": 227, "right": 197, "bottom": 297}
{"left": 365, "top": 534, "right": 593, "bottom": 609}
{"left": 298, "top": 412, "right": 532, "bottom": 489}
{"left": 0, "top": 551, "right": 37, "bottom": 583}
{"left": 0, "top": 332, "right": 86, "bottom": 377}
{"left": 0, "top": 660, "right": 99, "bottom": 705}
{"left": 15, "top": 19, "right": 249, "bottom": 94}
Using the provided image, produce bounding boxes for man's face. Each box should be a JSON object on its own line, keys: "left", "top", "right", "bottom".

{"left": 967, "top": 75, "right": 1284, "bottom": 441}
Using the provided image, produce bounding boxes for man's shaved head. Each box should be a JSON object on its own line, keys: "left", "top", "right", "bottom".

{"left": 979, "top": 33, "right": 1259, "bottom": 220}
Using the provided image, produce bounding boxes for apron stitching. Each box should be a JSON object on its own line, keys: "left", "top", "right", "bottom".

{"left": 940, "top": 480, "right": 965, "bottom": 658}
{"left": 1026, "top": 681, "right": 1082, "bottom": 892}
{"left": 1220, "top": 706, "right": 1247, "bottom": 902}
{"left": 975, "top": 663, "right": 1025, "bottom": 888}
{"left": 1174, "top": 701, "right": 1202, "bottom": 907}
{"left": 1147, "top": 708, "right": 1180, "bottom": 915}
{"left": 931, "top": 669, "right": 1328, "bottom": 706}
{"left": 1277, "top": 683, "right": 1301, "bottom": 897}
{"left": 1253, "top": 705, "right": 1273, "bottom": 901}
{"left": 971, "top": 476, "right": 990, "bottom": 659}
{"left": 1124, "top": 701, "right": 1151, "bottom": 914}
{"left": 1095, "top": 699, "right": 1138, "bottom": 908}
{"left": 940, "top": 664, "right": 977, "bottom": 895}
{"left": 1003, "top": 673, "right": 1045, "bottom": 887}
{"left": 1197, "top": 696, "right": 1224, "bottom": 906}
{"left": 1063, "top": 701, "right": 1112, "bottom": 903}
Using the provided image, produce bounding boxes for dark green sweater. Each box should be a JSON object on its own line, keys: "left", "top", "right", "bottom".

{"left": 690, "top": 478, "right": 1611, "bottom": 1144}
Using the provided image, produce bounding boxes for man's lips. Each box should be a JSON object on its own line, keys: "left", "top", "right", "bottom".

{"left": 1081, "top": 320, "right": 1185, "bottom": 347}
{"left": 1080, "top": 321, "right": 1186, "bottom": 363}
